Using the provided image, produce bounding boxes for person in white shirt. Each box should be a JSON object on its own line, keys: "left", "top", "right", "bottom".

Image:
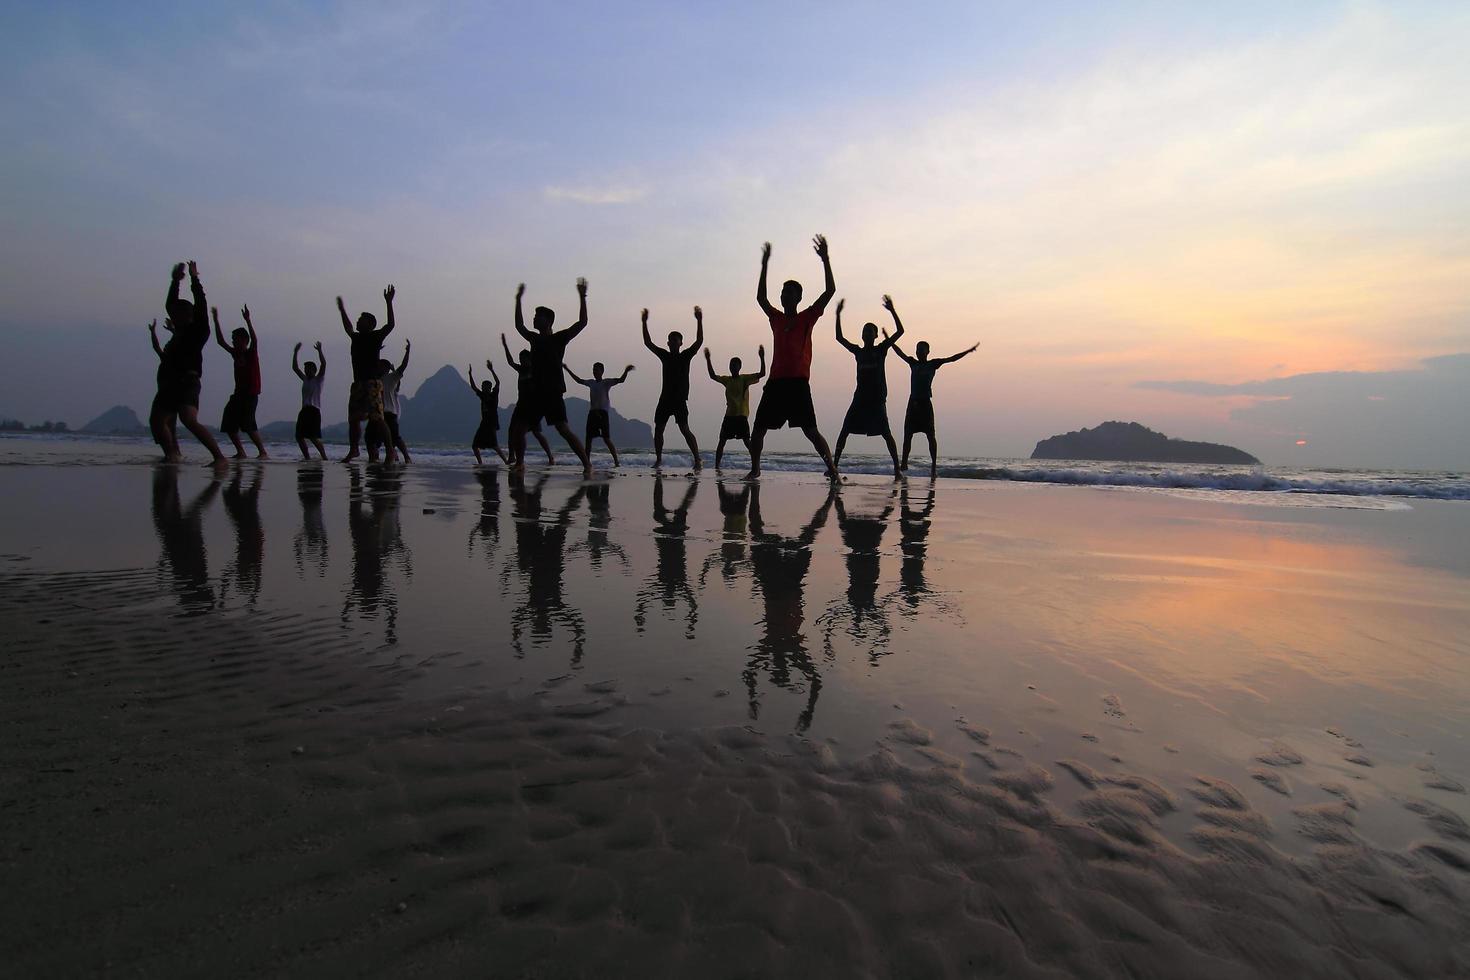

{"left": 291, "top": 341, "right": 328, "bottom": 460}
{"left": 564, "top": 360, "right": 634, "bottom": 465}
{"left": 369, "top": 341, "right": 413, "bottom": 463}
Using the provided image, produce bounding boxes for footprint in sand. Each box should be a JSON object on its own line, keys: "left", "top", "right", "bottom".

{"left": 1254, "top": 742, "right": 1304, "bottom": 767}
{"left": 1101, "top": 694, "right": 1125, "bottom": 719}
{"left": 1250, "top": 767, "right": 1292, "bottom": 796}
{"left": 1415, "top": 762, "right": 1466, "bottom": 794}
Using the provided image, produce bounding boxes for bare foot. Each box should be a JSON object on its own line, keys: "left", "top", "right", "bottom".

{"left": 743, "top": 468, "right": 761, "bottom": 481}
{"left": 342, "top": 451, "right": 359, "bottom": 462}
{"left": 231, "top": 451, "right": 246, "bottom": 459}
{"left": 256, "top": 451, "right": 269, "bottom": 459}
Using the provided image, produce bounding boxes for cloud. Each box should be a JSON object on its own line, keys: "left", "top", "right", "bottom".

{"left": 543, "top": 184, "right": 648, "bottom": 205}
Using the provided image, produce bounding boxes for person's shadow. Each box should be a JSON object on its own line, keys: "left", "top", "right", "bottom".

{"left": 342, "top": 464, "right": 413, "bottom": 645}
{"left": 819, "top": 486, "right": 896, "bottom": 659}
{"left": 151, "top": 466, "right": 220, "bottom": 616}
{"left": 635, "top": 474, "right": 700, "bottom": 639}
{"left": 699, "top": 479, "right": 752, "bottom": 589}
{"left": 294, "top": 465, "right": 329, "bottom": 579}
{"left": 221, "top": 464, "right": 265, "bottom": 606}
{"left": 743, "top": 483, "right": 834, "bottom": 733}
{"left": 505, "top": 470, "right": 586, "bottom": 662}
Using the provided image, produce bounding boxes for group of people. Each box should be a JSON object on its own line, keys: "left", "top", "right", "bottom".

{"left": 145, "top": 238, "right": 977, "bottom": 478}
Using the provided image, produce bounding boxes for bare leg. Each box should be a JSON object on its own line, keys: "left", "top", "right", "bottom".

{"left": 395, "top": 435, "right": 410, "bottom": 463}
{"left": 881, "top": 427, "right": 901, "bottom": 478}
{"left": 535, "top": 430, "right": 554, "bottom": 465}
{"left": 473, "top": 445, "right": 483, "bottom": 465}
{"left": 653, "top": 420, "right": 667, "bottom": 468}
{"left": 745, "top": 426, "right": 767, "bottom": 479}
{"left": 715, "top": 438, "right": 726, "bottom": 470}
{"left": 833, "top": 427, "right": 851, "bottom": 472}
{"left": 313, "top": 439, "right": 327, "bottom": 460}
{"left": 604, "top": 437, "right": 620, "bottom": 466}
{"left": 901, "top": 427, "right": 914, "bottom": 471}
{"left": 344, "top": 417, "right": 363, "bottom": 462}
{"left": 178, "top": 406, "right": 227, "bottom": 464}
{"left": 801, "top": 424, "right": 836, "bottom": 478}
{"left": 228, "top": 431, "right": 246, "bottom": 458}
{"left": 679, "top": 422, "right": 702, "bottom": 470}
{"left": 297, "top": 437, "right": 310, "bottom": 460}
{"left": 249, "top": 430, "right": 269, "bottom": 459}
{"left": 926, "top": 431, "right": 937, "bottom": 476}
{"left": 509, "top": 420, "right": 527, "bottom": 468}
{"left": 151, "top": 408, "right": 180, "bottom": 461}
{"left": 554, "top": 422, "right": 590, "bottom": 474}
{"left": 375, "top": 420, "right": 397, "bottom": 464}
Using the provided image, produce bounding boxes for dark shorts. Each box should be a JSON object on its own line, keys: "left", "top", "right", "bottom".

{"left": 718, "top": 415, "right": 750, "bottom": 442}
{"left": 655, "top": 397, "right": 689, "bottom": 427}
{"left": 586, "top": 408, "right": 611, "bottom": 440}
{"left": 904, "top": 396, "right": 935, "bottom": 434}
{"left": 295, "top": 406, "right": 322, "bottom": 441}
{"left": 221, "top": 392, "right": 259, "bottom": 434}
{"left": 538, "top": 392, "right": 568, "bottom": 427}
{"left": 753, "top": 378, "right": 817, "bottom": 431}
{"left": 473, "top": 421, "right": 500, "bottom": 449}
{"left": 510, "top": 402, "right": 544, "bottom": 434}
{"left": 366, "top": 412, "right": 402, "bottom": 451}
{"left": 156, "top": 370, "right": 201, "bottom": 413}
{"left": 384, "top": 412, "right": 402, "bottom": 443}
{"left": 842, "top": 393, "right": 890, "bottom": 437}
{"left": 348, "top": 380, "right": 385, "bottom": 423}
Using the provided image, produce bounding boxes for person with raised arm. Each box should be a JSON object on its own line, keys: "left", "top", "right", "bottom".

{"left": 565, "top": 360, "right": 634, "bottom": 466}
{"left": 705, "top": 342, "right": 765, "bottom": 471}
{"left": 893, "top": 335, "right": 979, "bottom": 476}
{"left": 368, "top": 340, "right": 412, "bottom": 463}
{"left": 147, "top": 318, "right": 179, "bottom": 460}
{"left": 466, "top": 360, "right": 509, "bottom": 465}
{"left": 337, "top": 285, "right": 397, "bottom": 464}
{"left": 291, "top": 341, "right": 328, "bottom": 460}
{"left": 212, "top": 304, "right": 268, "bottom": 459}
{"left": 642, "top": 306, "right": 704, "bottom": 470}
{"left": 501, "top": 333, "right": 557, "bottom": 467}
{"left": 832, "top": 294, "right": 904, "bottom": 478}
{"left": 747, "top": 236, "right": 837, "bottom": 479}
{"left": 154, "top": 261, "right": 227, "bottom": 466}
{"left": 509, "top": 281, "right": 592, "bottom": 474}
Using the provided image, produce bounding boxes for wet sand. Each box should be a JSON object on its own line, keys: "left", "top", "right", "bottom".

{"left": 2, "top": 443, "right": 1468, "bottom": 977}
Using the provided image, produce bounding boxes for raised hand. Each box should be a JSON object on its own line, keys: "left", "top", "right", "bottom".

{"left": 314, "top": 341, "right": 323, "bottom": 353}
{"left": 693, "top": 305, "right": 702, "bottom": 322}
{"left": 241, "top": 303, "right": 252, "bottom": 323}
{"left": 171, "top": 262, "right": 186, "bottom": 281}
{"left": 383, "top": 284, "right": 396, "bottom": 303}
{"left": 404, "top": 338, "right": 412, "bottom": 351}
{"left": 516, "top": 283, "right": 526, "bottom": 300}
{"left": 760, "top": 241, "right": 772, "bottom": 261}
{"left": 576, "top": 277, "right": 588, "bottom": 297}
{"left": 294, "top": 342, "right": 303, "bottom": 353}
{"left": 486, "top": 359, "right": 494, "bottom": 371}
{"left": 210, "top": 306, "right": 221, "bottom": 324}
{"left": 703, "top": 348, "right": 712, "bottom": 360}
{"left": 641, "top": 308, "right": 649, "bottom": 324}
{"left": 336, "top": 296, "right": 347, "bottom": 312}
{"left": 881, "top": 294, "right": 894, "bottom": 312}
{"left": 148, "top": 319, "right": 158, "bottom": 332}
{"left": 836, "top": 298, "right": 845, "bottom": 315}
{"left": 187, "top": 260, "right": 199, "bottom": 278}
{"left": 758, "top": 344, "right": 765, "bottom": 356}
{"left": 626, "top": 364, "right": 636, "bottom": 372}
{"left": 812, "top": 234, "right": 828, "bottom": 260}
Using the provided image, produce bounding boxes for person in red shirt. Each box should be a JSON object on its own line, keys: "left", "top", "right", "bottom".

{"left": 212, "top": 304, "right": 268, "bottom": 459}
{"left": 747, "top": 235, "right": 838, "bottom": 479}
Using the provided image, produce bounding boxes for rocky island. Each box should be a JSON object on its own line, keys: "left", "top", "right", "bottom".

{"left": 1031, "top": 421, "right": 1259, "bottom": 464}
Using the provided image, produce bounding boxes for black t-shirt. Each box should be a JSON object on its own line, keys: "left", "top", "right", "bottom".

{"left": 654, "top": 346, "right": 698, "bottom": 403}
{"left": 529, "top": 331, "right": 573, "bottom": 394}
{"left": 853, "top": 345, "right": 888, "bottom": 401}
{"left": 163, "top": 276, "right": 209, "bottom": 376}
{"left": 351, "top": 330, "right": 385, "bottom": 381}
{"left": 909, "top": 360, "right": 939, "bottom": 400}
{"left": 479, "top": 384, "right": 499, "bottom": 422}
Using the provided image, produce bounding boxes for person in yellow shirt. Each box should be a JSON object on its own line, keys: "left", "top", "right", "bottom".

{"left": 704, "top": 344, "right": 766, "bottom": 471}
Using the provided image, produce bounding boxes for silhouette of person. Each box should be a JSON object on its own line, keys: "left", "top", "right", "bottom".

{"left": 705, "top": 344, "right": 765, "bottom": 470}
{"left": 505, "top": 469, "right": 586, "bottom": 661}
{"left": 509, "top": 281, "right": 592, "bottom": 474}
{"left": 820, "top": 487, "right": 897, "bottom": 657}
{"left": 343, "top": 464, "right": 412, "bottom": 644}
{"left": 744, "top": 483, "right": 835, "bottom": 732}
{"left": 893, "top": 337, "right": 978, "bottom": 475}
{"left": 294, "top": 465, "right": 329, "bottom": 578}
{"left": 150, "top": 466, "right": 220, "bottom": 614}
{"left": 699, "top": 479, "right": 752, "bottom": 587}
{"left": 747, "top": 237, "right": 838, "bottom": 479}
{"left": 291, "top": 341, "right": 328, "bottom": 460}
{"left": 147, "top": 318, "right": 179, "bottom": 460}
{"left": 337, "top": 285, "right": 397, "bottom": 464}
{"left": 635, "top": 474, "right": 700, "bottom": 638}
{"left": 153, "top": 262, "right": 227, "bottom": 466}
{"left": 642, "top": 307, "right": 704, "bottom": 470}
{"left": 365, "top": 340, "right": 412, "bottom": 462}
{"left": 221, "top": 465, "right": 265, "bottom": 604}
{"left": 501, "top": 335, "right": 556, "bottom": 467}
{"left": 212, "top": 304, "right": 268, "bottom": 459}
{"left": 565, "top": 361, "right": 634, "bottom": 466}
{"left": 832, "top": 295, "right": 905, "bottom": 478}
{"left": 465, "top": 361, "right": 509, "bottom": 465}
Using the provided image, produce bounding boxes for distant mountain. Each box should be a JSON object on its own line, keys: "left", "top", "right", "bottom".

{"left": 81, "top": 405, "right": 147, "bottom": 435}
{"left": 1031, "top": 421, "right": 1259, "bottom": 464}
{"left": 260, "top": 365, "right": 655, "bottom": 448}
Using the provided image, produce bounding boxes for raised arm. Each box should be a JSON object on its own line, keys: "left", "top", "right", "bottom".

{"left": 704, "top": 348, "right": 719, "bottom": 381}
{"left": 690, "top": 305, "right": 704, "bottom": 355}
{"left": 880, "top": 294, "right": 905, "bottom": 347}
{"left": 512, "top": 283, "right": 534, "bottom": 341}
{"left": 811, "top": 234, "right": 835, "bottom": 312}
{"left": 755, "top": 344, "right": 767, "bottom": 380}
{"left": 892, "top": 341, "right": 915, "bottom": 365}
{"left": 167, "top": 263, "right": 185, "bottom": 310}
{"left": 938, "top": 342, "right": 979, "bottom": 366}
{"left": 561, "top": 277, "right": 589, "bottom": 339}
{"left": 466, "top": 364, "right": 478, "bottom": 394}
{"left": 397, "top": 338, "right": 411, "bottom": 376}
{"left": 187, "top": 261, "right": 207, "bottom": 328}
{"left": 640, "top": 308, "right": 660, "bottom": 353}
{"left": 292, "top": 343, "right": 306, "bottom": 380}
{"left": 211, "top": 307, "right": 233, "bottom": 352}
{"left": 614, "top": 364, "right": 635, "bottom": 384}
{"left": 563, "top": 363, "right": 586, "bottom": 386}
{"left": 241, "top": 304, "right": 258, "bottom": 350}
{"left": 378, "top": 284, "right": 396, "bottom": 338}
{"left": 336, "top": 295, "right": 354, "bottom": 337}
{"left": 485, "top": 358, "right": 500, "bottom": 387}
{"left": 149, "top": 320, "right": 165, "bottom": 359}
{"left": 833, "top": 298, "right": 858, "bottom": 353}
{"left": 315, "top": 341, "right": 325, "bottom": 377}
{"left": 501, "top": 333, "right": 521, "bottom": 372}
{"left": 756, "top": 241, "right": 776, "bottom": 316}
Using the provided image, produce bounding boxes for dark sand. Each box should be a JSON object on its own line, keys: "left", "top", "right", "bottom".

{"left": 2, "top": 442, "right": 1468, "bottom": 977}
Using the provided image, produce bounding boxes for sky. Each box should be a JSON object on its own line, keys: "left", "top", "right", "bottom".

{"left": 1, "top": 1, "right": 1466, "bottom": 468}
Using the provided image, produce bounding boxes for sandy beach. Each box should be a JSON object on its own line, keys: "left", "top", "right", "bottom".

{"left": 2, "top": 439, "right": 1468, "bottom": 977}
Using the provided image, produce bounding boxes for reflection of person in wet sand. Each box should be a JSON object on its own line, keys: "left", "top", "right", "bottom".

{"left": 832, "top": 295, "right": 905, "bottom": 478}
{"left": 635, "top": 475, "right": 700, "bottom": 637}
{"left": 506, "top": 470, "right": 586, "bottom": 660}
{"left": 221, "top": 465, "right": 265, "bottom": 603}
{"left": 150, "top": 467, "right": 220, "bottom": 615}
{"left": 343, "top": 465, "right": 412, "bottom": 644}
{"left": 744, "top": 483, "right": 834, "bottom": 732}
{"left": 700, "top": 479, "right": 752, "bottom": 587}
{"left": 892, "top": 481, "right": 948, "bottom": 617}
{"left": 893, "top": 336, "right": 978, "bottom": 476}
{"left": 294, "top": 465, "right": 328, "bottom": 577}
{"left": 568, "top": 479, "right": 629, "bottom": 572}
{"left": 821, "top": 487, "right": 897, "bottom": 656}
{"left": 467, "top": 467, "right": 502, "bottom": 557}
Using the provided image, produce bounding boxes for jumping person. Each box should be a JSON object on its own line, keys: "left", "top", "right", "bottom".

{"left": 509, "top": 281, "right": 592, "bottom": 475}
{"left": 501, "top": 334, "right": 557, "bottom": 468}
{"left": 212, "top": 304, "right": 268, "bottom": 459}
{"left": 642, "top": 306, "right": 703, "bottom": 470}
{"left": 893, "top": 336, "right": 979, "bottom": 475}
{"left": 704, "top": 343, "right": 765, "bottom": 470}
{"left": 337, "top": 285, "right": 397, "bottom": 464}
{"left": 565, "top": 361, "right": 634, "bottom": 465}
{"left": 747, "top": 237, "right": 838, "bottom": 480}
{"left": 368, "top": 341, "right": 412, "bottom": 463}
{"left": 147, "top": 318, "right": 179, "bottom": 460}
{"left": 465, "top": 360, "right": 509, "bottom": 465}
{"left": 154, "top": 261, "right": 227, "bottom": 466}
{"left": 291, "top": 341, "right": 328, "bottom": 460}
{"left": 832, "top": 295, "right": 905, "bottom": 477}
